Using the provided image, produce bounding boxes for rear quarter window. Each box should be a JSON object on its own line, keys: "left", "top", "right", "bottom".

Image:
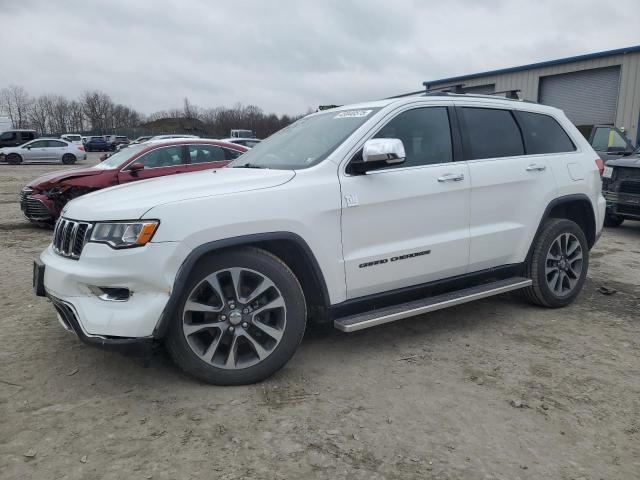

{"left": 462, "top": 107, "right": 524, "bottom": 160}
{"left": 514, "top": 111, "right": 576, "bottom": 154}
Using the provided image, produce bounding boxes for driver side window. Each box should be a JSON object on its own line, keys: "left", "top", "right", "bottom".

{"left": 374, "top": 107, "right": 453, "bottom": 168}
{"left": 136, "top": 146, "right": 184, "bottom": 168}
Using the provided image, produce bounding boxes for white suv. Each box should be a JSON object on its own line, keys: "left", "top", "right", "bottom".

{"left": 34, "top": 94, "right": 606, "bottom": 385}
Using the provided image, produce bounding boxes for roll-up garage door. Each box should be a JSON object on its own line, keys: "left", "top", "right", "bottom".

{"left": 538, "top": 66, "right": 621, "bottom": 126}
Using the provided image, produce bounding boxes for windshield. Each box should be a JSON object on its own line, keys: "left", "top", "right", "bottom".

{"left": 65, "top": 135, "right": 81, "bottom": 141}
{"left": 93, "top": 144, "right": 148, "bottom": 169}
{"left": 228, "top": 108, "right": 380, "bottom": 170}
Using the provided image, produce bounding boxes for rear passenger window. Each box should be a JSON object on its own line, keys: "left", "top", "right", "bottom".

{"left": 374, "top": 107, "right": 453, "bottom": 167}
{"left": 188, "top": 144, "right": 226, "bottom": 164}
{"left": 137, "top": 146, "right": 184, "bottom": 168}
{"left": 515, "top": 111, "right": 575, "bottom": 154}
{"left": 462, "top": 108, "right": 524, "bottom": 160}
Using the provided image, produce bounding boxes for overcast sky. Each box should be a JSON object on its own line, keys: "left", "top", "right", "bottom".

{"left": 1, "top": 0, "right": 638, "bottom": 116}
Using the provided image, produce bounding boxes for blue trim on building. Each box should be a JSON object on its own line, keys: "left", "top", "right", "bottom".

{"left": 424, "top": 45, "right": 640, "bottom": 88}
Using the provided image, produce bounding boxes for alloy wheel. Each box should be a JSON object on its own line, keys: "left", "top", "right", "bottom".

{"left": 545, "top": 232, "right": 583, "bottom": 297}
{"left": 182, "top": 267, "right": 287, "bottom": 369}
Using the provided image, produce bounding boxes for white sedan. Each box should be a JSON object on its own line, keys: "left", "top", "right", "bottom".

{"left": 0, "top": 138, "right": 87, "bottom": 165}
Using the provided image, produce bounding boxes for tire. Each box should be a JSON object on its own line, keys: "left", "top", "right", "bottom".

{"left": 62, "top": 154, "right": 76, "bottom": 165}
{"left": 523, "top": 218, "right": 588, "bottom": 308}
{"left": 165, "top": 247, "right": 307, "bottom": 385}
{"left": 6, "top": 153, "right": 22, "bottom": 165}
{"left": 603, "top": 212, "right": 624, "bottom": 228}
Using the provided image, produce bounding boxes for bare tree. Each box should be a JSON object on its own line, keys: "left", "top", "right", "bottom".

{"left": 81, "top": 90, "right": 113, "bottom": 133}
{"left": 67, "top": 100, "right": 85, "bottom": 132}
{"left": 1, "top": 84, "right": 296, "bottom": 138}
{"left": 49, "top": 95, "right": 70, "bottom": 134}
{"left": 0, "top": 85, "right": 32, "bottom": 129}
{"left": 183, "top": 97, "right": 198, "bottom": 119}
{"left": 29, "top": 95, "right": 51, "bottom": 134}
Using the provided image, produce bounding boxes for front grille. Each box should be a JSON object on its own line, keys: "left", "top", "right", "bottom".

{"left": 20, "top": 187, "right": 33, "bottom": 203}
{"left": 22, "top": 197, "right": 52, "bottom": 220}
{"left": 617, "top": 204, "right": 640, "bottom": 217}
{"left": 20, "top": 188, "right": 52, "bottom": 221}
{"left": 619, "top": 181, "right": 640, "bottom": 195}
{"left": 615, "top": 167, "right": 640, "bottom": 181}
{"left": 52, "top": 218, "right": 92, "bottom": 259}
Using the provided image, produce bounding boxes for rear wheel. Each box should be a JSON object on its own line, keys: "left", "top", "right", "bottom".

{"left": 604, "top": 212, "right": 624, "bottom": 228}
{"left": 62, "top": 153, "right": 76, "bottom": 165}
{"left": 523, "top": 218, "right": 588, "bottom": 308}
{"left": 6, "top": 153, "right": 22, "bottom": 165}
{"left": 165, "top": 247, "right": 306, "bottom": 385}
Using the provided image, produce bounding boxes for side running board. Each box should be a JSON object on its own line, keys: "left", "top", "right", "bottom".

{"left": 334, "top": 277, "right": 532, "bottom": 332}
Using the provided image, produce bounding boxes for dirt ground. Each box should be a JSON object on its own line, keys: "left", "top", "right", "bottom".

{"left": 0, "top": 154, "right": 639, "bottom": 480}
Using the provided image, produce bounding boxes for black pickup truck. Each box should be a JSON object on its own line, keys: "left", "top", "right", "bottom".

{"left": 592, "top": 125, "right": 640, "bottom": 227}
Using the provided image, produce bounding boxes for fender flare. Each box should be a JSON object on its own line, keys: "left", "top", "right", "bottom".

{"left": 527, "top": 193, "right": 597, "bottom": 261}
{"left": 152, "top": 232, "right": 330, "bottom": 338}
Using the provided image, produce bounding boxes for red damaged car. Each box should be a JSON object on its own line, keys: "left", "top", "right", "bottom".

{"left": 20, "top": 139, "right": 247, "bottom": 226}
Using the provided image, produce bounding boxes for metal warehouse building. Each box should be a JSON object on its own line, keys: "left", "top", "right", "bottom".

{"left": 424, "top": 45, "right": 640, "bottom": 145}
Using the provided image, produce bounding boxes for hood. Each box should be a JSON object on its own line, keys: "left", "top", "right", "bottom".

{"left": 27, "top": 167, "right": 106, "bottom": 190}
{"left": 63, "top": 167, "right": 296, "bottom": 221}
{"left": 605, "top": 154, "right": 640, "bottom": 168}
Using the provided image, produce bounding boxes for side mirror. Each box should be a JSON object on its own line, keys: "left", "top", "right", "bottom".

{"left": 349, "top": 138, "right": 406, "bottom": 174}
{"left": 129, "top": 163, "right": 144, "bottom": 175}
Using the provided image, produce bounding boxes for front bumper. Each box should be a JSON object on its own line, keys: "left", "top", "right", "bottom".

{"left": 39, "top": 240, "right": 190, "bottom": 339}
{"left": 603, "top": 191, "right": 640, "bottom": 219}
{"left": 49, "top": 294, "right": 154, "bottom": 357}
{"left": 20, "top": 190, "right": 55, "bottom": 223}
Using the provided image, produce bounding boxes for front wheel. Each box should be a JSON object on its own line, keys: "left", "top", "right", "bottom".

{"left": 165, "top": 247, "right": 306, "bottom": 385}
{"left": 523, "top": 218, "right": 588, "bottom": 308}
{"left": 6, "top": 153, "right": 22, "bottom": 165}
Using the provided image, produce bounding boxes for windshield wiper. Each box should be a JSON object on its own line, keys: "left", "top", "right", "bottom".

{"left": 231, "top": 162, "right": 265, "bottom": 169}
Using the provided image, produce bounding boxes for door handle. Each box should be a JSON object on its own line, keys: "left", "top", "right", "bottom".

{"left": 526, "top": 163, "right": 546, "bottom": 172}
{"left": 437, "top": 173, "right": 465, "bottom": 182}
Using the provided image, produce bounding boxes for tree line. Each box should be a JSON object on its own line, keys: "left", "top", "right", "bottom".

{"left": 0, "top": 85, "right": 303, "bottom": 139}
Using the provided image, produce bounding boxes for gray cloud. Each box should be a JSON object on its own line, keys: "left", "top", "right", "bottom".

{"left": 0, "top": 0, "right": 637, "bottom": 115}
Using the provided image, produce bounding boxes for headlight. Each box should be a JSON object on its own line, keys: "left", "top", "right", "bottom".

{"left": 90, "top": 220, "right": 159, "bottom": 249}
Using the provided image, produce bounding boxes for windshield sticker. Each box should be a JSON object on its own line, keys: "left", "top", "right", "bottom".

{"left": 334, "top": 109, "right": 372, "bottom": 119}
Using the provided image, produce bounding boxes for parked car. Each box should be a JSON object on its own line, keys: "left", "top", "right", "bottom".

{"left": 61, "top": 134, "right": 83, "bottom": 145}
{"left": 221, "top": 137, "right": 262, "bottom": 148}
{"left": 601, "top": 144, "right": 640, "bottom": 227}
{"left": 1, "top": 138, "right": 85, "bottom": 165}
{"left": 587, "top": 125, "right": 637, "bottom": 161}
{"left": 0, "top": 129, "right": 38, "bottom": 148}
{"left": 131, "top": 136, "right": 153, "bottom": 144}
{"left": 84, "top": 136, "right": 111, "bottom": 152}
{"left": 230, "top": 129, "right": 255, "bottom": 139}
{"left": 148, "top": 134, "right": 199, "bottom": 141}
{"left": 20, "top": 139, "right": 246, "bottom": 225}
{"left": 104, "top": 135, "right": 130, "bottom": 147}
{"left": 34, "top": 94, "right": 605, "bottom": 385}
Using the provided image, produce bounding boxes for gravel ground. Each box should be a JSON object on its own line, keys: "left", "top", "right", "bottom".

{"left": 1, "top": 154, "right": 639, "bottom": 479}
